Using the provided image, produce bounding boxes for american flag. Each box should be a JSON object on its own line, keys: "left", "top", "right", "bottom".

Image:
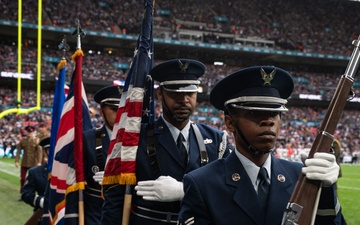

{"left": 102, "top": 0, "right": 154, "bottom": 186}
{"left": 48, "top": 47, "right": 92, "bottom": 225}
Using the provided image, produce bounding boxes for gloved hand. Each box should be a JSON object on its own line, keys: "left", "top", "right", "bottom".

{"left": 93, "top": 171, "right": 104, "bottom": 185}
{"left": 302, "top": 152, "right": 339, "bottom": 187}
{"left": 135, "top": 176, "right": 184, "bottom": 202}
{"left": 299, "top": 151, "right": 308, "bottom": 164}
{"left": 40, "top": 197, "right": 44, "bottom": 208}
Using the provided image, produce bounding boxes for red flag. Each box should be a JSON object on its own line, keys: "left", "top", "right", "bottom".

{"left": 73, "top": 49, "right": 85, "bottom": 186}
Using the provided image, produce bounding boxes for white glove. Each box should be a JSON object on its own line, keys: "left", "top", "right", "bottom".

{"left": 40, "top": 197, "right": 44, "bottom": 208}
{"left": 93, "top": 171, "right": 104, "bottom": 185}
{"left": 135, "top": 176, "right": 184, "bottom": 202}
{"left": 302, "top": 152, "right": 339, "bottom": 187}
{"left": 299, "top": 152, "right": 308, "bottom": 164}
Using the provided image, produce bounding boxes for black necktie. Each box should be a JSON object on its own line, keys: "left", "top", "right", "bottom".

{"left": 258, "top": 167, "right": 270, "bottom": 208}
{"left": 177, "top": 133, "right": 188, "bottom": 166}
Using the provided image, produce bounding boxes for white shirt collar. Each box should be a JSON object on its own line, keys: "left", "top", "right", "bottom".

{"left": 162, "top": 116, "right": 191, "bottom": 143}
{"left": 235, "top": 150, "right": 272, "bottom": 191}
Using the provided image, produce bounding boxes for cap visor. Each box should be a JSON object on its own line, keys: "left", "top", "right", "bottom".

{"left": 163, "top": 84, "right": 199, "bottom": 92}
{"left": 230, "top": 103, "right": 288, "bottom": 112}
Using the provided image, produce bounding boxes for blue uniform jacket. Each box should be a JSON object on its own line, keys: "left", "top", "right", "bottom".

{"left": 65, "top": 126, "right": 110, "bottom": 225}
{"left": 179, "top": 151, "right": 346, "bottom": 225}
{"left": 101, "top": 117, "right": 233, "bottom": 225}
{"left": 22, "top": 163, "right": 48, "bottom": 211}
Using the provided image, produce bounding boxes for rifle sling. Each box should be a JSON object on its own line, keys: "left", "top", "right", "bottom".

{"left": 191, "top": 123, "right": 209, "bottom": 166}
{"left": 95, "top": 128, "right": 105, "bottom": 171}
{"left": 146, "top": 123, "right": 208, "bottom": 178}
{"left": 146, "top": 123, "right": 161, "bottom": 178}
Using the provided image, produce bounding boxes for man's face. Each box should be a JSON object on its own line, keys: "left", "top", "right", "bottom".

{"left": 157, "top": 88, "right": 197, "bottom": 123}
{"left": 225, "top": 109, "right": 281, "bottom": 153}
{"left": 39, "top": 127, "right": 47, "bottom": 133}
{"left": 100, "top": 104, "right": 118, "bottom": 130}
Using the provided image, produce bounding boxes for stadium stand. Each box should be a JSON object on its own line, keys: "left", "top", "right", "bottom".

{"left": 0, "top": 0, "right": 360, "bottom": 162}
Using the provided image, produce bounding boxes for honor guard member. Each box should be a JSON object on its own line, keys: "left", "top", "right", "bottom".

{"left": 178, "top": 66, "right": 346, "bottom": 225}
{"left": 36, "top": 123, "right": 50, "bottom": 164}
{"left": 101, "top": 59, "right": 233, "bottom": 225}
{"left": 21, "top": 137, "right": 50, "bottom": 225}
{"left": 65, "top": 85, "right": 122, "bottom": 225}
{"left": 15, "top": 125, "right": 42, "bottom": 197}
{"left": 36, "top": 123, "right": 50, "bottom": 142}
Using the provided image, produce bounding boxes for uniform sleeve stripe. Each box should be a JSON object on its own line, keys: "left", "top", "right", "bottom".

{"left": 316, "top": 198, "right": 341, "bottom": 216}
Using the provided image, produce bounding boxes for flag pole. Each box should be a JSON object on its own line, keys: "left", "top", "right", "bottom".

{"left": 72, "top": 20, "right": 86, "bottom": 225}
{"left": 121, "top": 1, "right": 155, "bottom": 224}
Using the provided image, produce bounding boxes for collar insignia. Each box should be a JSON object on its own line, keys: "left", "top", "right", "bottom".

{"left": 92, "top": 166, "right": 99, "bottom": 174}
{"left": 204, "top": 138, "right": 213, "bottom": 144}
{"left": 232, "top": 173, "right": 241, "bottom": 181}
{"left": 260, "top": 68, "right": 276, "bottom": 85}
{"left": 277, "top": 174, "right": 286, "bottom": 182}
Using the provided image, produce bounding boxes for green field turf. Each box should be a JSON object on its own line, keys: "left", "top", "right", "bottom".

{"left": 0, "top": 158, "right": 358, "bottom": 224}
{"left": 0, "top": 158, "right": 33, "bottom": 225}
{"left": 337, "top": 164, "right": 360, "bottom": 224}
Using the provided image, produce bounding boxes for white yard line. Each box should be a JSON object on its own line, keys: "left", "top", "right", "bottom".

{"left": 0, "top": 161, "right": 19, "bottom": 177}
{"left": 338, "top": 185, "right": 360, "bottom": 191}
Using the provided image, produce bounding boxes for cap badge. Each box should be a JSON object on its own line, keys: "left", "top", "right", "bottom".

{"left": 178, "top": 60, "right": 190, "bottom": 73}
{"left": 260, "top": 68, "right": 276, "bottom": 85}
{"left": 116, "top": 86, "right": 123, "bottom": 95}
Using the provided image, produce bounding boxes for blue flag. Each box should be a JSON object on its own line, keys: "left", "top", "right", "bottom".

{"left": 49, "top": 60, "right": 67, "bottom": 174}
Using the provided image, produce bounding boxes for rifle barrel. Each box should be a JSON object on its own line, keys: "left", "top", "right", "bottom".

{"left": 282, "top": 35, "right": 360, "bottom": 225}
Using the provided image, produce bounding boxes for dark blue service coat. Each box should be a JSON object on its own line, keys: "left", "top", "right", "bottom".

{"left": 101, "top": 117, "right": 233, "bottom": 225}
{"left": 22, "top": 163, "right": 48, "bottom": 210}
{"left": 178, "top": 152, "right": 347, "bottom": 225}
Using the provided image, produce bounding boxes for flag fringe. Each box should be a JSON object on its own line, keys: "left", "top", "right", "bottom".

{"left": 66, "top": 181, "right": 85, "bottom": 194}
{"left": 71, "top": 49, "right": 84, "bottom": 61}
{"left": 119, "top": 173, "right": 137, "bottom": 185}
{"left": 57, "top": 59, "right": 67, "bottom": 71}
{"left": 102, "top": 174, "right": 137, "bottom": 185}
{"left": 102, "top": 175, "right": 121, "bottom": 185}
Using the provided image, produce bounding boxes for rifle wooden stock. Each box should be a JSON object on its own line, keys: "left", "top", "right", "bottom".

{"left": 282, "top": 36, "right": 360, "bottom": 225}
{"left": 24, "top": 208, "right": 42, "bottom": 225}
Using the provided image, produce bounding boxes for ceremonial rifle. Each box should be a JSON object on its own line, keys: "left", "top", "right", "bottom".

{"left": 24, "top": 208, "right": 42, "bottom": 225}
{"left": 281, "top": 36, "right": 360, "bottom": 225}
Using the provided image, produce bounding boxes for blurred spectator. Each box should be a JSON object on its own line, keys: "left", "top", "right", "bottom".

{"left": 15, "top": 125, "right": 42, "bottom": 200}
{"left": 21, "top": 137, "right": 50, "bottom": 225}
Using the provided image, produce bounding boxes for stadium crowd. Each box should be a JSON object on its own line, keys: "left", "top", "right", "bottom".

{"left": 1, "top": 88, "right": 359, "bottom": 164}
{"left": 1, "top": 42, "right": 357, "bottom": 101}
{"left": 1, "top": 0, "right": 360, "bottom": 54}
{"left": 1, "top": 0, "right": 360, "bottom": 163}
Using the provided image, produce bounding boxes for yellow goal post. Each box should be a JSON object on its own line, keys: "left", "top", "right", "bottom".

{"left": 0, "top": 0, "right": 42, "bottom": 119}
